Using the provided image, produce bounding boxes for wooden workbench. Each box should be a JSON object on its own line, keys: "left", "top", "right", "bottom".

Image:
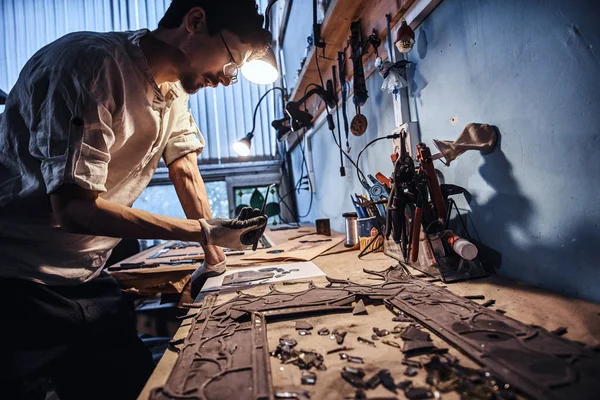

{"left": 138, "top": 228, "right": 600, "bottom": 399}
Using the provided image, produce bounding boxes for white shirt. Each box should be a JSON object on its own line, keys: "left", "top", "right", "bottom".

{"left": 0, "top": 29, "right": 205, "bottom": 285}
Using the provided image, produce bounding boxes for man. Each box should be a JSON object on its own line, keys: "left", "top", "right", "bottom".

{"left": 0, "top": 1, "right": 270, "bottom": 399}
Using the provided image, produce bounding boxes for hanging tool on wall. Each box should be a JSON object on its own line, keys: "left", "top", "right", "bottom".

{"left": 349, "top": 20, "right": 369, "bottom": 137}
{"left": 332, "top": 64, "right": 345, "bottom": 176}
{"left": 337, "top": 51, "right": 351, "bottom": 152}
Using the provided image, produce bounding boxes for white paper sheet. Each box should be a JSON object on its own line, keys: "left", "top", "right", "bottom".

{"left": 200, "top": 261, "right": 326, "bottom": 292}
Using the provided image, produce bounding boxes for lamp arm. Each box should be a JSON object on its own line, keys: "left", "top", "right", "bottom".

{"left": 247, "top": 86, "right": 286, "bottom": 138}
{"left": 264, "top": 0, "right": 280, "bottom": 32}
{"left": 292, "top": 82, "right": 337, "bottom": 110}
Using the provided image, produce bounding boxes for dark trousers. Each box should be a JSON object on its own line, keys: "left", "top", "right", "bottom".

{"left": 0, "top": 273, "right": 154, "bottom": 400}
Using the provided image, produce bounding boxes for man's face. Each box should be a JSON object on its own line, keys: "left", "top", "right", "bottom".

{"left": 176, "top": 9, "right": 255, "bottom": 94}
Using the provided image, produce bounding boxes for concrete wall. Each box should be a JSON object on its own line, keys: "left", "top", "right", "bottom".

{"left": 286, "top": 0, "right": 600, "bottom": 302}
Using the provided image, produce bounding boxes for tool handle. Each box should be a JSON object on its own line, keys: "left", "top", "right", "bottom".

{"left": 417, "top": 143, "right": 447, "bottom": 221}
{"left": 410, "top": 207, "right": 423, "bottom": 263}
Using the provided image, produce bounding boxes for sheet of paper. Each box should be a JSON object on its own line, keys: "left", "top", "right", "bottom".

{"left": 200, "top": 261, "right": 325, "bottom": 293}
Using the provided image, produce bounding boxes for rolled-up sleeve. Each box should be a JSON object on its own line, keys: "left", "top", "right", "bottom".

{"left": 163, "top": 98, "right": 205, "bottom": 166}
{"left": 28, "top": 56, "right": 118, "bottom": 194}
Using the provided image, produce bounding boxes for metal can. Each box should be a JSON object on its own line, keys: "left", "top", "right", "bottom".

{"left": 342, "top": 212, "right": 358, "bottom": 248}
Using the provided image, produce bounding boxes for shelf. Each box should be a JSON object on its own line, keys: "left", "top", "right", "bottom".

{"left": 288, "top": 0, "right": 416, "bottom": 120}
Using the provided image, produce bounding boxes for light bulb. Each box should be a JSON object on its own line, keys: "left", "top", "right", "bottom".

{"left": 233, "top": 140, "right": 251, "bottom": 156}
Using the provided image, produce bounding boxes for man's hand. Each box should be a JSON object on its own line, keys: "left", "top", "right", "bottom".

{"left": 199, "top": 208, "right": 267, "bottom": 251}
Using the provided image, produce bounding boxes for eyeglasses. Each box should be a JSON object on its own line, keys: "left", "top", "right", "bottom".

{"left": 220, "top": 32, "right": 239, "bottom": 84}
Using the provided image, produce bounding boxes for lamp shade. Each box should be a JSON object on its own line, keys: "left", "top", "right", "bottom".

{"left": 241, "top": 46, "right": 279, "bottom": 85}
{"left": 233, "top": 133, "right": 254, "bottom": 157}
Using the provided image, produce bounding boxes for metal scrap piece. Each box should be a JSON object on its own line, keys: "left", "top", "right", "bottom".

{"left": 301, "top": 371, "right": 317, "bottom": 385}
{"left": 373, "top": 327, "right": 390, "bottom": 337}
{"left": 381, "top": 339, "right": 402, "bottom": 350}
{"left": 402, "top": 340, "right": 436, "bottom": 356}
{"left": 295, "top": 320, "right": 313, "bottom": 330}
{"left": 357, "top": 336, "right": 377, "bottom": 347}
{"left": 339, "top": 353, "right": 365, "bottom": 364}
{"left": 331, "top": 329, "right": 347, "bottom": 344}
{"left": 280, "top": 335, "right": 298, "bottom": 347}
{"left": 371, "top": 334, "right": 380, "bottom": 341}
{"left": 298, "top": 330, "right": 311, "bottom": 336}
{"left": 275, "top": 389, "right": 311, "bottom": 399}
{"left": 400, "top": 326, "right": 431, "bottom": 342}
{"left": 343, "top": 365, "right": 366, "bottom": 378}
{"left": 463, "top": 295, "right": 485, "bottom": 300}
{"left": 404, "top": 366, "right": 418, "bottom": 377}
{"left": 405, "top": 387, "right": 434, "bottom": 399}
{"left": 481, "top": 299, "right": 496, "bottom": 307}
{"left": 396, "top": 380, "right": 413, "bottom": 390}
{"left": 341, "top": 369, "right": 366, "bottom": 388}
{"left": 392, "top": 312, "right": 414, "bottom": 323}
{"left": 551, "top": 326, "right": 568, "bottom": 336}
{"left": 402, "top": 359, "right": 422, "bottom": 368}
{"left": 364, "top": 371, "right": 381, "bottom": 389}
{"left": 353, "top": 299, "right": 368, "bottom": 315}
{"left": 378, "top": 369, "right": 397, "bottom": 394}
{"left": 326, "top": 346, "right": 353, "bottom": 355}
{"left": 318, "top": 327, "right": 330, "bottom": 336}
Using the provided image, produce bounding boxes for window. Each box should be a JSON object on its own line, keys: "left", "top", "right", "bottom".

{"left": 133, "top": 181, "right": 229, "bottom": 219}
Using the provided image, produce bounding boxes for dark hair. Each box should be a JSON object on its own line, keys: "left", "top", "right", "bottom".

{"left": 159, "top": 0, "right": 272, "bottom": 53}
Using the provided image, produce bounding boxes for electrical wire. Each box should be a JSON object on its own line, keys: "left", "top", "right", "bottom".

{"left": 355, "top": 134, "right": 399, "bottom": 183}
{"left": 314, "top": 52, "right": 368, "bottom": 184}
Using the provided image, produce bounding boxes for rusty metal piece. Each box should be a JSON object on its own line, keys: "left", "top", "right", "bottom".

{"left": 405, "top": 386, "right": 434, "bottom": 399}
{"left": 402, "top": 340, "right": 436, "bottom": 356}
{"left": 396, "top": 380, "right": 413, "bottom": 390}
{"left": 317, "top": 327, "right": 330, "bottom": 336}
{"left": 378, "top": 369, "right": 397, "bottom": 394}
{"left": 402, "top": 359, "right": 422, "bottom": 368}
{"left": 551, "top": 326, "right": 568, "bottom": 336}
{"left": 353, "top": 299, "right": 368, "bottom": 315}
{"left": 151, "top": 311, "right": 272, "bottom": 400}
{"left": 373, "top": 327, "right": 390, "bottom": 337}
{"left": 341, "top": 369, "right": 366, "bottom": 388}
{"left": 331, "top": 329, "right": 347, "bottom": 345}
{"left": 280, "top": 334, "right": 298, "bottom": 347}
{"left": 381, "top": 339, "right": 402, "bottom": 350}
{"left": 463, "top": 294, "right": 485, "bottom": 300}
{"left": 326, "top": 346, "right": 354, "bottom": 355}
{"left": 400, "top": 326, "right": 431, "bottom": 342}
{"left": 481, "top": 299, "right": 496, "bottom": 307}
{"left": 339, "top": 353, "right": 365, "bottom": 364}
{"left": 392, "top": 313, "right": 414, "bottom": 323}
{"left": 357, "top": 336, "right": 376, "bottom": 347}
{"left": 364, "top": 371, "right": 381, "bottom": 389}
{"left": 343, "top": 365, "right": 366, "bottom": 378}
{"left": 301, "top": 371, "right": 317, "bottom": 385}
{"left": 295, "top": 320, "right": 313, "bottom": 330}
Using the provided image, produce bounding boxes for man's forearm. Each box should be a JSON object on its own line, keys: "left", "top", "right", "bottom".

{"left": 60, "top": 196, "right": 205, "bottom": 243}
{"left": 169, "top": 152, "right": 212, "bottom": 220}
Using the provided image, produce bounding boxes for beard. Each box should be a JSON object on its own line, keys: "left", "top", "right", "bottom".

{"left": 180, "top": 72, "right": 200, "bottom": 94}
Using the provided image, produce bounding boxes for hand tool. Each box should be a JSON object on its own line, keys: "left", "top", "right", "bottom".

{"left": 410, "top": 172, "right": 428, "bottom": 262}
{"left": 252, "top": 183, "right": 275, "bottom": 251}
{"left": 337, "top": 51, "right": 351, "bottom": 152}
{"left": 107, "top": 259, "right": 198, "bottom": 272}
{"left": 416, "top": 143, "right": 447, "bottom": 221}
